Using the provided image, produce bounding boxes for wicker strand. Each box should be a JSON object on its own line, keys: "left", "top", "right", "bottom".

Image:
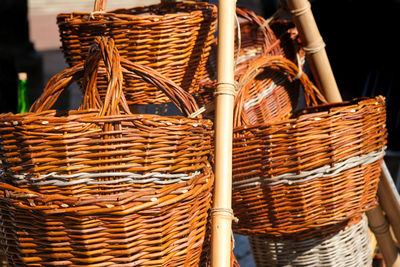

{"left": 243, "top": 76, "right": 287, "bottom": 110}
{"left": 10, "top": 171, "right": 201, "bottom": 186}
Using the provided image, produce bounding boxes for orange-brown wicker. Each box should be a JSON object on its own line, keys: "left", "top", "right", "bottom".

{"left": 201, "top": 7, "right": 303, "bottom": 84}
{"left": 57, "top": 0, "right": 217, "bottom": 104}
{"left": 248, "top": 215, "right": 372, "bottom": 267}
{"left": 0, "top": 37, "right": 214, "bottom": 266}
{"left": 195, "top": 8, "right": 304, "bottom": 117}
{"left": 232, "top": 56, "right": 387, "bottom": 237}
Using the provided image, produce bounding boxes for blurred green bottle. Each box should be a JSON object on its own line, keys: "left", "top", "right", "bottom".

{"left": 17, "top": 72, "right": 29, "bottom": 113}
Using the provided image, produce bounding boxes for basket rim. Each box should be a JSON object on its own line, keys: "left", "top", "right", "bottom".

{"left": 57, "top": 1, "right": 217, "bottom": 23}
{"left": 0, "top": 108, "right": 213, "bottom": 126}
{"left": 233, "top": 95, "right": 384, "bottom": 132}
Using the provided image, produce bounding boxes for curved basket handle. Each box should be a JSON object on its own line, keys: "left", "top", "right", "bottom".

{"left": 30, "top": 37, "right": 201, "bottom": 117}
{"left": 236, "top": 7, "right": 281, "bottom": 56}
{"left": 93, "top": 0, "right": 106, "bottom": 12}
{"left": 233, "top": 56, "right": 327, "bottom": 127}
{"left": 31, "top": 37, "right": 130, "bottom": 116}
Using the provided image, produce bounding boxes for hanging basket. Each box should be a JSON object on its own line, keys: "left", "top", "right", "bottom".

{"left": 248, "top": 215, "right": 372, "bottom": 267}
{"left": 0, "top": 37, "right": 214, "bottom": 266}
{"left": 232, "top": 56, "right": 387, "bottom": 236}
{"left": 57, "top": 0, "right": 217, "bottom": 104}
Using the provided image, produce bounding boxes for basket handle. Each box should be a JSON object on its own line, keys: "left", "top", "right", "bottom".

{"left": 30, "top": 37, "right": 200, "bottom": 117}
{"left": 233, "top": 56, "right": 327, "bottom": 127}
{"left": 93, "top": 0, "right": 106, "bottom": 12}
{"left": 236, "top": 7, "right": 281, "bottom": 56}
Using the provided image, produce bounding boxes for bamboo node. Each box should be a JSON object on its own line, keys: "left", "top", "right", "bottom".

{"left": 289, "top": 1, "right": 311, "bottom": 17}
{"left": 369, "top": 220, "right": 389, "bottom": 235}
{"left": 211, "top": 207, "right": 238, "bottom": 223}
{"left": 214, "top": 82, "right": 238, "bottom": 97}
{"left": 303, "top": 39, "right": 326, "bottom": 54}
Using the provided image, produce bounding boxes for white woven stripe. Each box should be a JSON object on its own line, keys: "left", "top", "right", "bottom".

{"left": 236, "top": 48, "right": 262, "bottom": 65}
{"left": 249, "top": 215, "right": 371, "bottom": 267}
{"left": 10, "top": 171, "right": 201, "bottom": 186}
{"left": 233, "top": 148, "right": 385, "bottom": 189}
{"left": 243, "top": 76, "right": 287, "bottom": 111}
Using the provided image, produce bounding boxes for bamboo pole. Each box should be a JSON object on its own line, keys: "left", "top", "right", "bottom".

{"left": 285, "top": 0, "right": 400, "bottom": 265}
{"left": 366, "top": 205, "right": 400, "bottom": 267}
{"left": 211, "top": 0, "right": 236, "bottom": 266}
{"left": 285, "top": 0, "right": 342, "bottom": 103}
{"left": 378, "top": 163, "right": 400, "bottom": 246}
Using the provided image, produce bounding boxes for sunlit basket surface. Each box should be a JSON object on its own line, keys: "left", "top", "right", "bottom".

{"left": 0, "top": 37, "right": 214, "bottom": 266}
{"left": 57, "top": 0, "right": 217, "bottom": 104}
{"left": 232, "top": 56, "right": 387, "bottom": 236}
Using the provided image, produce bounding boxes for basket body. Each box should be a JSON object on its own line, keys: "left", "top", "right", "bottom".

{"left": 0, "top": 110, "right": 213, "bottom": 197}
{"left": 232, "top": 96, "right": 387, "bottom": 236}
{"left": 248, "top": 215, "right": 372, "bottom": 267}
{"left": 0, "top": 168, "right": 213, "bottom": 266}
{"left": 57, "top": 1, "right": 217, "bottom": 104}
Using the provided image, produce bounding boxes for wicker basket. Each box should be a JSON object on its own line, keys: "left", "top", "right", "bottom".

{"left": 202, "top": 7, "right": 302, "bottom": 83}
{"left": 195, "top": 7, "right": 303, "bottom": 115}
{"left": 0, "top": 37, "right": 214, "bottom": 266}
{"left": 57, "top": 0, "right": 217, "bottom": 104}
{"left": 248, "top": 215, "right": 372, "bottom": 267}
{"left": 232, "top": 56, "right": 387, "bottom": 236}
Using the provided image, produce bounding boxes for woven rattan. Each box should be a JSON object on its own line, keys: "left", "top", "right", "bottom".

{"left": 201, "top": 7, "right": 303, "bottom": 84}
{"left": 0, "top": 37, "right": 214, "bottom": 266}
{"left": 232, "top": 56, "right": 387, "bottom": 236}
{"left": 57, "top": 0, "right": 217, "bottom": 104}
{"left": 195, "top": 8, "right": 303, "bottom": 118}
{"left": 0, "top": 168, "right": 213, "bottom": 266}
{"left": 248, "top": 215, "right": 372, "bottom": 267}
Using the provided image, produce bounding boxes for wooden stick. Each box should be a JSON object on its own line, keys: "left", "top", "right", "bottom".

{"left": 211, "top": 0, "right": 236, "bottom": 266}
{"left": 378, "top": 162, "right": 400, "bottom": 246}
{"left": 285, "top": 0, "right": 342, "bottom": 103}
{"left": 366, "top": 205, "right": 400, "bottom": 267}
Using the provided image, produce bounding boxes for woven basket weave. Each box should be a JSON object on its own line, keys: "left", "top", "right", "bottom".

{"left": 0, "top": 37, "right": 214, "bottom": 266}
{"left": 248, "top": 215, "right": 372, "bottom": 267}
{"left": 232, "top": 56, "right": 387, "bottom": 236}
{"left": 57, "top": 0, "right": 217, "bottom": 104}
{"left": 201, "top": 7, "right": 303, "bottom": 84}
{"left": 195, "top": 8, "right": 303, "bottom": 117}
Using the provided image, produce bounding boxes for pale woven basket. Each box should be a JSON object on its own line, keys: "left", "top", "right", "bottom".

{"left": 248, "top": 215, "right": 372, "bottom": 267}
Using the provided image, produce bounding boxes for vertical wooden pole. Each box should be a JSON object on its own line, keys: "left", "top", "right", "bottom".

{"left": 211, "top": 0, "right": 236, "bottom": 266}
{"left": 366, "top": 206, "right": 400, "bottom": 267}
{"left": 378, "top": 163, "right": 400, "bottom": 246}
{"left": 285, "top": 0, "right": 342, "bottom": 102}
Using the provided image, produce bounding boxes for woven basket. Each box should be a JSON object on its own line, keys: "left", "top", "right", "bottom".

{"left": 248, "top": 215, "right": 372, "bottom": 267}
{"left": 57, "top": 0, "right": 217, "bottom": 104}
{"left": 195, "top": 7, "right": 303, "bottom": 115}
{"left": 201, "top": 7, "right": 303, "bottom": 83}
{"left": 0, "top": 37, "right": 214, "bottom": 266}
{"left": 232, "top": 56, "right": 387, "bottom": 236}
